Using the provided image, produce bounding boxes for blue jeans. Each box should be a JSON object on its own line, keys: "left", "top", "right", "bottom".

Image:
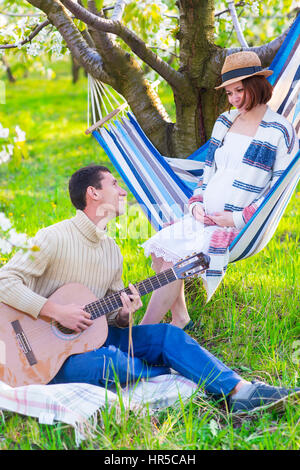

{"left": 50, "top": 324, "right": 241, "bottom": 396}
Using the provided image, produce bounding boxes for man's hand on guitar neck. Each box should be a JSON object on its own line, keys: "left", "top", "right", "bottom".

{"left": 116, "top": 283, "right": 143, "bottom": 327}
{"left": 40, "top": 300, "right": 93, "bottom": 333}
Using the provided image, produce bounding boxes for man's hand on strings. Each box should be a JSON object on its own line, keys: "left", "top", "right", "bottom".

{"left": 40, "top": 300, "right": 93, "bottom": 333}
{"left": 117, "top": 283, "right": 142, "bottom": 326}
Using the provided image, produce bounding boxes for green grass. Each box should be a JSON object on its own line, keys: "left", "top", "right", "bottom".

{"left": 0, "top": 61, "right": 299, "bottom": 451}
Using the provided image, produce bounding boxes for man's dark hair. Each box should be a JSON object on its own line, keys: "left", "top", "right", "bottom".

{"left": 69, "top": 165, "right": 111, "bottom": 210}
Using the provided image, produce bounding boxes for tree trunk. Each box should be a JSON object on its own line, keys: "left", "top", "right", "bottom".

{"left": 71, "top": 54, "right": 81, "bottom": 83}
{"left": 1, "top": 55, "right": 16, "bottom": 83}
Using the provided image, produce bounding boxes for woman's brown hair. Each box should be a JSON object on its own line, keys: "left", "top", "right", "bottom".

{"left": 228, "top": 75, "right": 273, "bottom": 111}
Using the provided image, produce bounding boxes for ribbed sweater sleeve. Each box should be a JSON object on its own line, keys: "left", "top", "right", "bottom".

{"left": 0, "top": 229, "right": 53, "bottom": 318}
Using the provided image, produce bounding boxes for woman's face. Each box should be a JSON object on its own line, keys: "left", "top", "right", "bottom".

{"left": 225, "top": 80, "right": 248, "bottom": 111}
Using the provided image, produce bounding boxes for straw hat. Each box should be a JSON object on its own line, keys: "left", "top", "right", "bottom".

{"left": 215, "top": 51, "right": 273, "bottom": 89}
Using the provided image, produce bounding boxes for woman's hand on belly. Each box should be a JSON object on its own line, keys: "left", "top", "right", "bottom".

{"left": 209, "top": 211, "right": 235, "bottom": 227}
{"left": 192, "top": 205, "right": 216, "bottom": 225}
{"left": 192, "top": 204, "right": 205, "bottom": 222}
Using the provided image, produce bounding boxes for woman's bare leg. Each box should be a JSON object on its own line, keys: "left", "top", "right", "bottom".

{"left": 140, "top": 255, "right": 190, "bottom": 327}
{"left": 169, "top": 279, "right": 190, "bottom": 328}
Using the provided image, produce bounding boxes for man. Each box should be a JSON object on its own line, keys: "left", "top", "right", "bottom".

{"left": 0, "top": 165, "right": 299, "bottom": 415}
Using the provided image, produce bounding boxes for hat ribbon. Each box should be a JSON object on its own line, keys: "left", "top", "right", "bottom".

{"left": 221, "top": 65, "right": 262, "bottom": 83}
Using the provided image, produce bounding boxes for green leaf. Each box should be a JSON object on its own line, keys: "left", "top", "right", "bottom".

{"left": 73, "top": 19, "right": 86, "bottom": 32}
{"left": 94, "top": 0, "right": 104, "bottom": 11}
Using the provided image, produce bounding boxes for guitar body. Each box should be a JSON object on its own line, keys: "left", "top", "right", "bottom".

{"left": 0, "top": 283, "right": 108, "bottom": 387}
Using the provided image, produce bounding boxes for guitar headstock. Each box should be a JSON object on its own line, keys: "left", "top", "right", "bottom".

{"left": 173, "top": 253, "right": 210, "bottom": 280}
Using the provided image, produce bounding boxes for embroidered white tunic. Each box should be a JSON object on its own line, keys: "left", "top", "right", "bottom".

{"left": 142, "top": 133, "right": 252, "bottom": 263}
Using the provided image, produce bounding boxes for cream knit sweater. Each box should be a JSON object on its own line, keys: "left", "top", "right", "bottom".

{"left": 0, "top": 210, "right": 124, "bottom": 323}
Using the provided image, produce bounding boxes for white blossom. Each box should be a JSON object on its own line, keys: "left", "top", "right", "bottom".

{"left": 252, "top": 1, "right": 260, "bottom": 16}
{"left": 0, "top": 144, "right": 13, "bottom": 164}
{"left": 48, "top": 31, "right": 63, "bottom": 58}
{"left": 6, "top": 144, "right": 14, "bottom": 155}
{"left": 14, "top": 126, "right": 26, "bottom": 143}
{"left": 0, "top": 213, "right": 12, "bottom": 231}
{"left": 8, "top": 229, "right": 28, "bottom": 247}
{"left": 26, "top": 42, "right": 41, "bottom": 57}
{"left": 0, "top": 238, "right": 12, "bottom": 254}
{"left": 38, "top": 28, "right": 49, "bottom": 44}
{"left": 0, "top": 124, "right": 9, "bottom": 139}
{"left": 0, "top": 213, "right": 29, "bottom": 254}
{"left": 0, "top": 149, "right": 10, "bottom": 164}
{"left": 1, "top": 24, "right": 19, "bottom": 42}
{"left": 0, "top": 123, "right": 27, "bottom": 166}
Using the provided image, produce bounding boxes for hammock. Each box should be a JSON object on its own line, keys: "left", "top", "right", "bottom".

{"left": 87, "top": 16, "right": 300, "bottom": 276}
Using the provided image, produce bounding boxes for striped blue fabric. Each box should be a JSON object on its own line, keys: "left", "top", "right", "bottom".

{"left": 92, "top": 15, "right": 300, "bottom": 267}
{"left": 232, "top": 181, "right": 265, "bottom": 193}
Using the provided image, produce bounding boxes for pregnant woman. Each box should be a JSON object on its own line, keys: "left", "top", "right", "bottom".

{"left": 141, "top": 51, "right": 299, "bottom": 330}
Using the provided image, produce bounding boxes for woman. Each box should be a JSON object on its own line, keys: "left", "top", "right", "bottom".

{"left": 140, "top": 51, "right": 299, "bottom": 330}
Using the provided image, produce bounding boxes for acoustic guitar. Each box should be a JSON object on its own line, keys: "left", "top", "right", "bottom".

{"left": 0, "top": 252, "right": 209, "bottom": 387}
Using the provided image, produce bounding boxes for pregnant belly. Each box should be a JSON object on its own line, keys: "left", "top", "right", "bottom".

{"left": 204, "top": 171, "right": 236, "bottom": 214}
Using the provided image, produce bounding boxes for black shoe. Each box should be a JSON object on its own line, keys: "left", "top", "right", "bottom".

{"left": 183, "top": 320, "right": 195, "bottom": 332}
{"left": 228, "top": 381, "right": 300, "bottom": 416}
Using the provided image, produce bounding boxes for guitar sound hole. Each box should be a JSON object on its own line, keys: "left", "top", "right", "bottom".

{"left": 54, "top": 322, "right": 76, "bottom": 335}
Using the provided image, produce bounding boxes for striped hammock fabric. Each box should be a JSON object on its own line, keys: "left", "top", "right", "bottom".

{"left": 91, "top": 15, "right": 300, "bottom": 267}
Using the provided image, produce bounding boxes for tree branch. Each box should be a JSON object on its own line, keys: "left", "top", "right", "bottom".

{"left": 226, "top": 26, "right": 291, "bottom": 67}
{"left": 60, "top": 0, "right": 187, "bottom": 91}
{"left": 111, "top": 0, "right": 127, "bottom": 22}
{"left": 226, "top": 1, "right": 248, "bottom": 47}
{"left": 215, "top": 1, "right": 245, "bottom": 18}
{"left": 0, "top": 19, "right": 50, "bottom": 50}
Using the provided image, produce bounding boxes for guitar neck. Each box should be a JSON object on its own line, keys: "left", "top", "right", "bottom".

{"left": 84, "top": 268, "right": 177, "bottom": 320}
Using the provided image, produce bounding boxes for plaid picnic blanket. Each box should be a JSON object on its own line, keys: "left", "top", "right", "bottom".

{"left": 0, "top": 374, "right": 201, "bottom": 445}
